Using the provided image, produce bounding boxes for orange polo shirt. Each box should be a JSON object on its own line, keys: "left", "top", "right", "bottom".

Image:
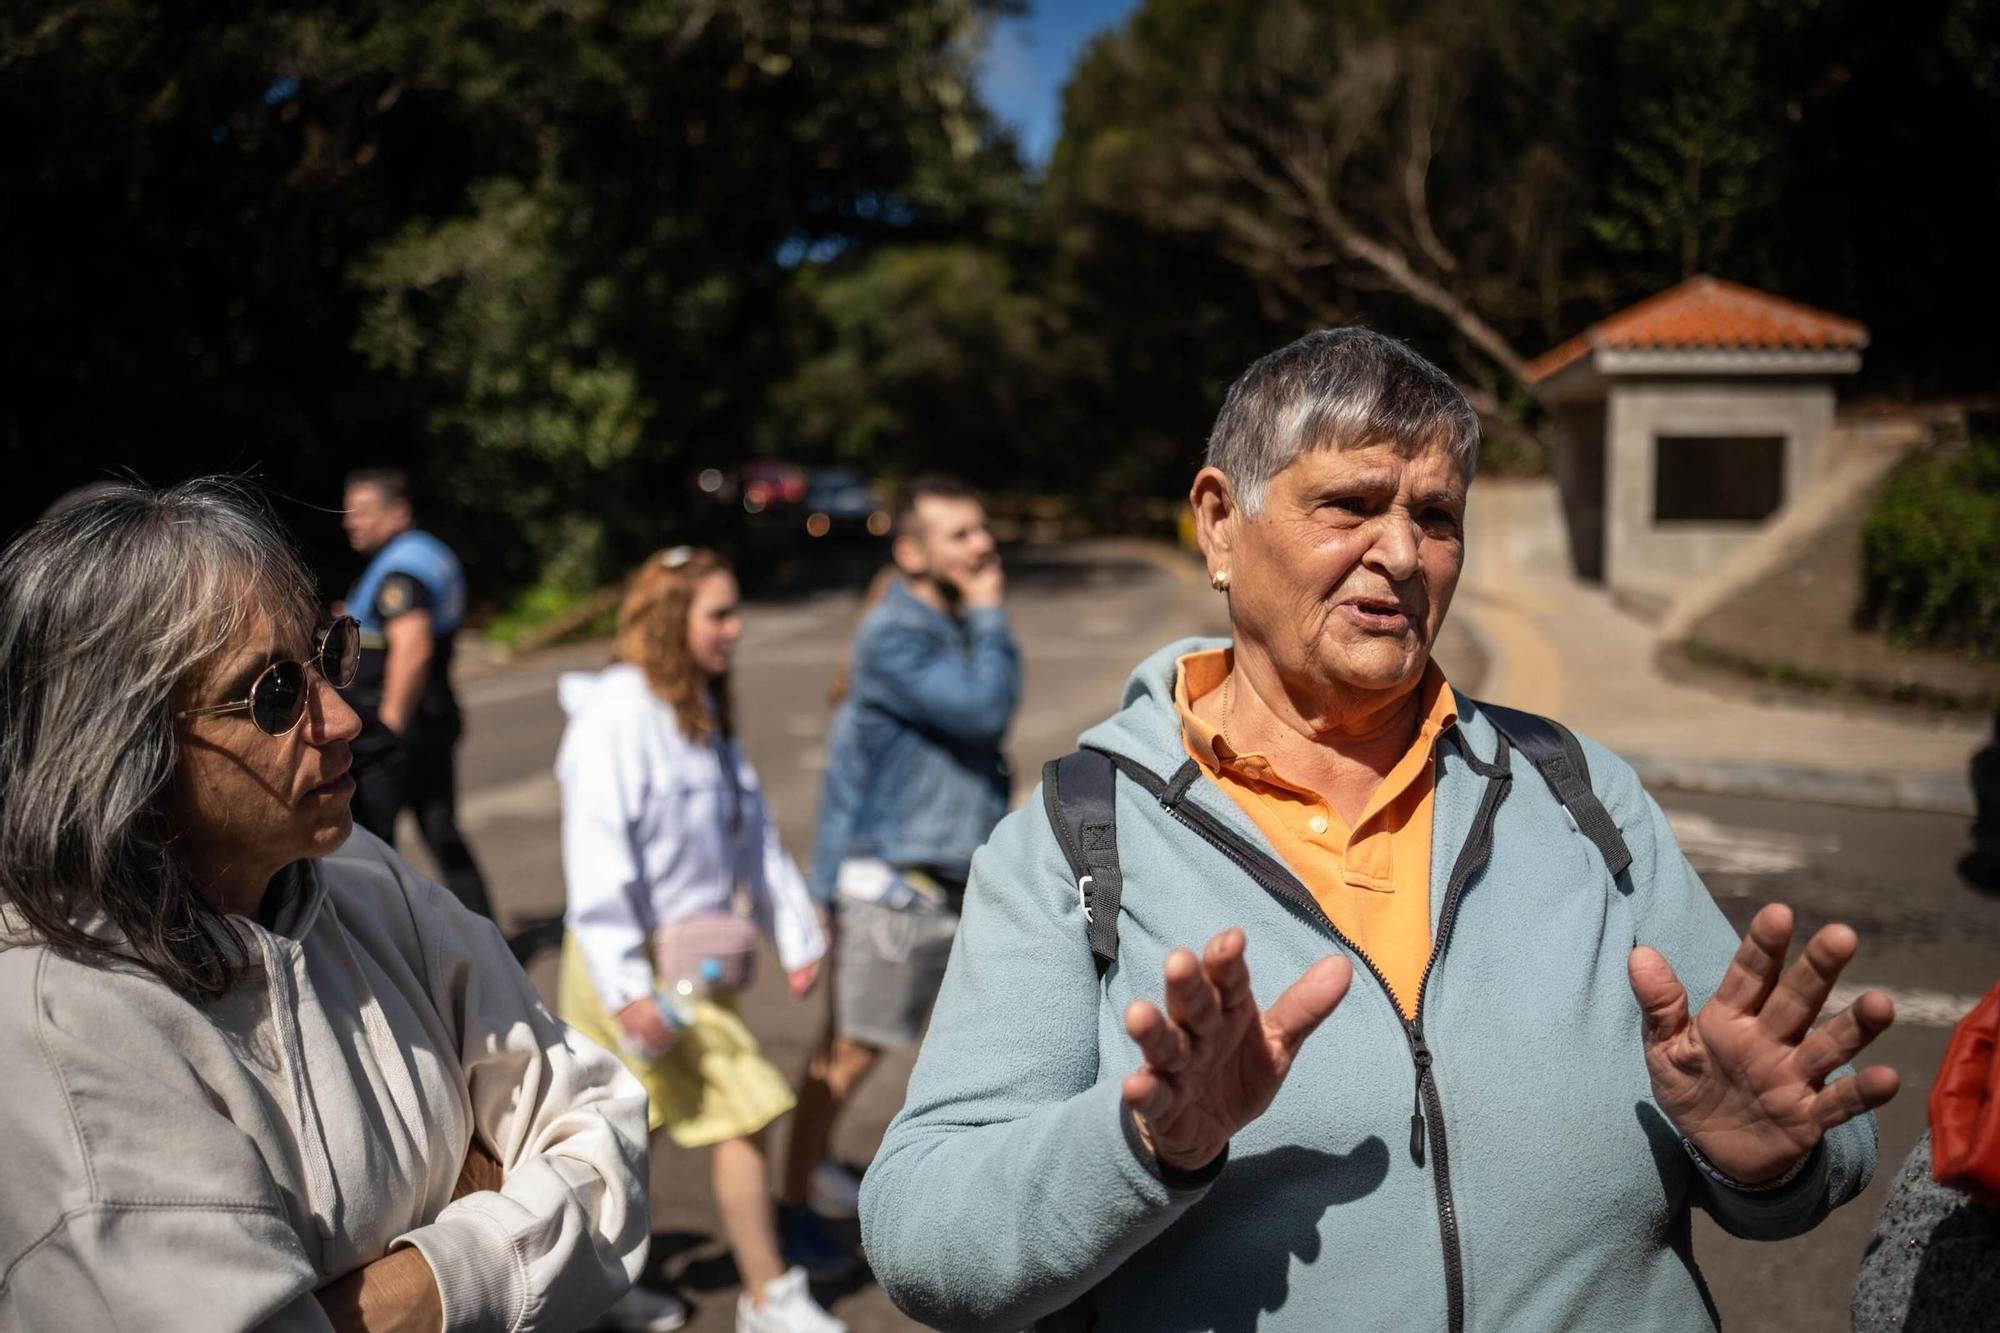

{"left": 1175, "top": 649, "right": 1458, "bottom": 1019}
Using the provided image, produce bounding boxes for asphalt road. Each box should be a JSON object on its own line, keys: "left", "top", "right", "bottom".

{"left": 403, "top": 540, "right": 1995, "bottom": 1332}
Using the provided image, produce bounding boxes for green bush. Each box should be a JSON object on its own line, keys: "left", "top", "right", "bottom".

{"left": 1859, "top": 436, "right": 2000, "bottom": 655}
{"left": 483, "top": 580, "right": 617, "bottom": 652}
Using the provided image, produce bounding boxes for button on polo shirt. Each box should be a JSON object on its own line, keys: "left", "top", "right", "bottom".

{"left": 1175, "top": 648, "right": 1458, "bottom": 1019}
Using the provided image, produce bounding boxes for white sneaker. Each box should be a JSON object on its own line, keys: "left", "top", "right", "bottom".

{"left": 597, "top": 1283, "right": 690, "bottom": 1332}
{"left": 808, "top": 1160, "right": 862, "bottom": 1219}
{"left": 736, "top": 1267, "right": 847, "bottom": 1333}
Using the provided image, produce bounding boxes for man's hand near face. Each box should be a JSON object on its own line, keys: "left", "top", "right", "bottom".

{"left": 951, "top": 552, "right": 1005, "bottom": 610}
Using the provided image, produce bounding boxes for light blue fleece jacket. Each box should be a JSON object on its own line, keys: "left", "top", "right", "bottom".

{"left": 860, "top": 638, "right": 1876, "bottom": 1332}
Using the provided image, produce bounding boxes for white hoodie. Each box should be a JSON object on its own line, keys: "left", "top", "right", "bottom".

{"left": 555, "top": 663, "right": 825, "bottom": 1015}
{"left": 0, "top": 829, "right": 649, "bottom": 1332}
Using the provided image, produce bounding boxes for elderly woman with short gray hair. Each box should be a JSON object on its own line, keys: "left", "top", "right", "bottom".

{"left": 0, "top": 480, "right": 649, "bottom": 1332}
{"left": 860, "top": 329, "right": 1897, "bottom": 1332}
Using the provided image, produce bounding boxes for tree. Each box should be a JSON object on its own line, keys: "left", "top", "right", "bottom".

{"left": 1588, "top": 14, "right": 1780, "bottom": 284}
{"left": 1045, "top": 0, "right": 2000, "bottom": 431}
{"left": 770, "top": 243, "right": 1095, "bottom": 485}
{"left": 1048, "top": 0, "right": 1599, "bottom": 413}
{"left": 1, "top": 0, "right": 1022, "bottom": 591}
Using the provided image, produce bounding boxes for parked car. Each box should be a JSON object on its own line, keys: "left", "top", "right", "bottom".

{"left": 739, "top": 458, "right": 809, "bottom": 515}
{"left": 803, "top": 467, "right": 889, "bottom": 540}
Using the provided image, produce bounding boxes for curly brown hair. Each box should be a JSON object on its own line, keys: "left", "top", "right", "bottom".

{"left": 613, "top": 547, "right": 735, "bottom": 742}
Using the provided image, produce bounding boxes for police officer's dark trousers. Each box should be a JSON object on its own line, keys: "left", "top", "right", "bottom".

{"left": 351, "top": 714, "right": 494, "bottom": 919}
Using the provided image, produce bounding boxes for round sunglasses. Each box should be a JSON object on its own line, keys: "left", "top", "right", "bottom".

{"left": 176, "top": 616, "right": 361, "bottom": 736}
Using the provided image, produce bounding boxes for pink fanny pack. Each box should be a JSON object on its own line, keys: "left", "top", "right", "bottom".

{"left": 652, "top": 913, "right": 759, "bottom": 994}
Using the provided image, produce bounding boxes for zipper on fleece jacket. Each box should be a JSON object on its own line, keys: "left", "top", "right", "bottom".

{"left": 1402, "top": 741, "right": 1513, "bottom": 1333}
{"left": 1097, "top": 730, "right": 1512, "bottom": 1333}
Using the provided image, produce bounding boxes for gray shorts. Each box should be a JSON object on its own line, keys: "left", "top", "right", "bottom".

{"left": 834, "top": 896, "right": 960, "bottom": 1049}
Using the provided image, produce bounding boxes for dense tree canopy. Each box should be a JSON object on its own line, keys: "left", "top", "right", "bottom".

{"left": 1049, "top": 0, "right": 2000, "bottom": 428}
{"left": 5, "top": 0, "right": 1996, "bottom": 602}
{"left": 4, "top": 0, "right": 1016, "bottom": 592}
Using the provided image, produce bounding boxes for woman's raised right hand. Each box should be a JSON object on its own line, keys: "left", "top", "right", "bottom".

{"left": 1122, "top": 927, "right": 1352, "bottom": 1173}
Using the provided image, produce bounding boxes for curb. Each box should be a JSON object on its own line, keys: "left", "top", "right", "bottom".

{"left": 1623, "top": 753, "right": 1974, "bottom": 817}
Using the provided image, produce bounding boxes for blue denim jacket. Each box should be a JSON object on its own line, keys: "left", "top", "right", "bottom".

{"left": 807, "top": 580, "right": 1020, "bottom": 903}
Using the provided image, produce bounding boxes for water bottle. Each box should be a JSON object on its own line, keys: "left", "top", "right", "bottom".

{"left": 624, "top": 958, "right": 724, "bottom": 1060}
{"left": 657, "top": 957, "right": 726, "bottom": 1030}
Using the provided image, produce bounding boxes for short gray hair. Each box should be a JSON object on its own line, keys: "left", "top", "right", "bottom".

{"left": 0, "top": 478, "right": 320, "bottom": 1001}
{"left": 1205, "top": 327, "right": 1480, "bottom": 514}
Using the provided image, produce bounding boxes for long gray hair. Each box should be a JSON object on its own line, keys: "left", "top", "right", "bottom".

{"left": 1205, "top": 327, "right": 1480, "bottom": 515}
{"left": 0, "top": 478, "right": 321, "bottom": 1001}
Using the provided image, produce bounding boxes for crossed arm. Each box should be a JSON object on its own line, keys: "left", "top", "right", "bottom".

{"left": 312, "top": 1144, "right": 507, "bottom": 1333}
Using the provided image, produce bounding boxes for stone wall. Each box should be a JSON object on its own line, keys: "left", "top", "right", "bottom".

{"left": 1603, "top": 378, "right": 1835, "bottom": 597}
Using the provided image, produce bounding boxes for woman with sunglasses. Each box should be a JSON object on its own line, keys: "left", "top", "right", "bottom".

{"left": 0, "top": 480, "right": 650, "bottom": 1332}
{"left": 554, "top": 547, "right": 837, "bottom": 1333}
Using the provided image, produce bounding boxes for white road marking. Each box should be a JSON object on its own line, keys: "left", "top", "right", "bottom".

{"left": 459, "top": 670, "right": 566, "bottom": 708}
{"left": 1826, "top": 983, "right": 1983, "bottom": 1029}
{"left": 460, "top": 772, "right": 558, "bottom": 833}
{"left": 738, "top": 601, "right": 854, "bottom": 649}
{"left": 1665, "top": 809, "right": 1838, "bottom": 879}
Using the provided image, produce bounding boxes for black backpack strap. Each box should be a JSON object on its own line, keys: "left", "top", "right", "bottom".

{"left": 1030, "top": 752, "right": 1125, "bottom": 1333}
{"left": 1041, "top": 748, "right": 1123, "bottom": 976}
{"left": 1475, "top": 702, "right": 1633, "bottom": 878}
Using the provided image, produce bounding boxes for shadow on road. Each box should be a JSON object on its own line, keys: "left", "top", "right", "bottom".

{"left": 645, "top": 1219, "right": 882, "bottom": 1314}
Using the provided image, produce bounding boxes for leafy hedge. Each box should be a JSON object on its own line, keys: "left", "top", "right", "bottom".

{"left": 483, "top": 580, "right": 618, "bottom": 653}
{"left": 1859, "top": 436, "right": 2000, "bottom": 655}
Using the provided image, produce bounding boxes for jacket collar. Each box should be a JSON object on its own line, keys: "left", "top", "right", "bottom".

{"left": 1079, "top": 638, "right": 1516, "bottom": 935}
{"left": 880, "top": 576, "right": 962, "bottom": 632}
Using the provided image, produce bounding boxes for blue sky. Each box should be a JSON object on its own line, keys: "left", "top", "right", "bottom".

{"left": 976, "top": 0, "right": 1142, "bottom": 164}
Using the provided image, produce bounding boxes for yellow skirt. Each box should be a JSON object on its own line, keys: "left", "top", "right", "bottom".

{"left": 557, "top": 933, "right": 796, "bottom": 1147}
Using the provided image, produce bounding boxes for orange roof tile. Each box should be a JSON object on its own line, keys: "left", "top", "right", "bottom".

{"left": 1524, "top": 276, "right": 1868, "bottom": 384}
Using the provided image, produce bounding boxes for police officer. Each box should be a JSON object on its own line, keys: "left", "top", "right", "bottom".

{"left": 340, "top": 467, "right": 493, "bottom": 918}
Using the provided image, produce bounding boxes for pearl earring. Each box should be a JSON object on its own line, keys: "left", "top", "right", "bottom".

{"left": 1209, "top": 569, "right": 1230, "bottom": 592}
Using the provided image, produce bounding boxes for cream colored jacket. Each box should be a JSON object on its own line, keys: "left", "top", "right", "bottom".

{"left": 0, "top": 829, "right": 650, "bottom": 1332}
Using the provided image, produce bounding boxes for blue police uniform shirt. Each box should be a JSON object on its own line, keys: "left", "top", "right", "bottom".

{"left": 348, "top": 530, "right": 467, "bottom": 636}
{"left": 345, "top": 530, "right": 468, "bottom": 713}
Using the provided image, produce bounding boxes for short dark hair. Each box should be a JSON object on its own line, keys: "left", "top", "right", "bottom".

{"left": 891, "top": 474, "right": 977, "bottom": 543}
{"left": 345, "top": 466, "right": 412, "bottom": 508}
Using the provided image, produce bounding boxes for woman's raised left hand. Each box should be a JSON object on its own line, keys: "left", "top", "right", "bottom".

{"left": 1628, "top": 902, "right": 1901, "bottom": 1185}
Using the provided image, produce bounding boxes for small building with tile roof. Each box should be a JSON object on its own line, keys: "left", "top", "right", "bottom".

{"left": 1525, "top": 275, "right": 1867, "bottom": 603}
